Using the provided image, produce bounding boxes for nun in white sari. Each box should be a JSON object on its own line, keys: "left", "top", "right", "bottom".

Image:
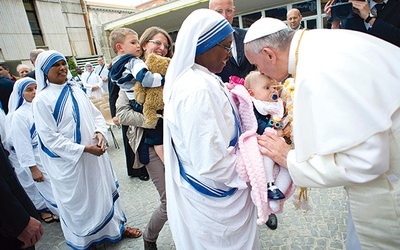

{"left": 4, "top": 78, "right": 51, "bottom": 216}
{"left": 163, "top": 9, "right": 259, "bottom": 249}
{"left": 32, "top": 50, "right": 141, "bottom": 249}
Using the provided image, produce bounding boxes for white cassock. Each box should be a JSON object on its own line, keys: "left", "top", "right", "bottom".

{"left": 9, "top": 102, "right": 59, "bottom": 216}
{"left": 82, "top": 70, "right": 103, "bottom": 98}
{"left": 33, "top": 82, "right": 126, "bottom": 249}
{"left": 164, "top": 64, "right": 258, "bottom": 249}
{"left": 286, "top": 29, "right": 400, "bottom": 249}
{"left": 94, "top": 64, "right": 109, "bottom": 93}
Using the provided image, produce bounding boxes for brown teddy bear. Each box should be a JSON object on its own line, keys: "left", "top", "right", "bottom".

{"left": 134, "top": 53, "right": 170, "bottom": 128}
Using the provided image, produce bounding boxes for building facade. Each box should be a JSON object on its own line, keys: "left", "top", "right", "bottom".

{"left": 0, "top": 0, "right": 131, "bottom": 73}
{"left": 0, "top": 0, "right": 331, "bottom": 74}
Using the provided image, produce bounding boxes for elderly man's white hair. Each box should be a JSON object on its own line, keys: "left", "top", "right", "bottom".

{"left": 209, "top": 0, "right": 234, "bottom": 8}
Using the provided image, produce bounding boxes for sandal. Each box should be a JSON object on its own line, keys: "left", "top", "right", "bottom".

{"left": 52, "top": 214, "right": 60, "bottom": 222}
{"left": 122, "top": 227, "right": 142, "bottom": 238}
{"left": 41, "top": 212, "right": 56, "bottom": 224}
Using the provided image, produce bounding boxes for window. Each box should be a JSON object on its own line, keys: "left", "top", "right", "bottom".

{"left": 293, "top": 0, "right": 317, "bottom": 17}
{"left": 232, "top": 17, "right": 239, "bottom": 28}
{"left": 305, "top": 19, "right": 317, "bottom": 29}
{"left": 265, "top": 6, "right": 288, "bottom": 21}
{"left": 242, "top": 12, "right": 262, "bottom": 29}
{"left": 23, "top": 0, "right": 45, "bottom": 47}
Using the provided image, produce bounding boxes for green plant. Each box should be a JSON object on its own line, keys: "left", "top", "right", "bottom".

{"left": 67, "top": 57, "right": 77, "bottom": 77}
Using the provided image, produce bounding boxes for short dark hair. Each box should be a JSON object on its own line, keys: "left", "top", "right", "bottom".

{"left": 0, "top": 62, "right": 9, "bottom": 70}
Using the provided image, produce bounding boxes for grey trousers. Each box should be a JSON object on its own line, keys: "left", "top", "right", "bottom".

{"left": 143, "top": 147, "right": 168, "bottom": 242}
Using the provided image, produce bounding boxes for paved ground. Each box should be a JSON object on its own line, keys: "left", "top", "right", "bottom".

{"left": 36, "top": 126, "right": 348, "bottom": 250}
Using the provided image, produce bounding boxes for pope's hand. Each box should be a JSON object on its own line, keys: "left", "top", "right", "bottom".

{"left": 258, "top": 133, "right": 291, "bottom": 169}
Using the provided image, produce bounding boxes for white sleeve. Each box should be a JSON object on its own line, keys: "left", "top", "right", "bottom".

{"left": 11, "top": 113, "right": 36, "bottom": 168}
{"left": 287, "top": 131, "right": 390, "bottom": 187}
{"left": 95, "top": 74, "right": 102, "bottom": 87}
{"left": 81, "top": 72, "right": 89, "bottom": 88}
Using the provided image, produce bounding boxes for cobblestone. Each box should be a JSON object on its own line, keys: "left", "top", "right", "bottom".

{"left": 36, "top": 127, "right": 348, "bottom": 250}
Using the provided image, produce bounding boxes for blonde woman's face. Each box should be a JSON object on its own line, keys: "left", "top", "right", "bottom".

{"left": 142, "top": 33, "right": 170, "bottom": 58}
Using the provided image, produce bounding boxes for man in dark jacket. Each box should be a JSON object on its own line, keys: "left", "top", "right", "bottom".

{"left": 0, "top": 76, "right": 14, "bottom": 114}
{"left": 0, "top": 141, "right": 43, "bottom": 249}
{"left": 326, "top": 0, "right": 400, "bottom": 47}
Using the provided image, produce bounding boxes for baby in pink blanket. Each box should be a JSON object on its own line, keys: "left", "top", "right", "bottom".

{"left": 244, "top": 71, "right": 292, "bottom": 210}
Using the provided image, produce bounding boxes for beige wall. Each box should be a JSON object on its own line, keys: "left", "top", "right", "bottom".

{"left": 0, "top": 0, "right": 36, "bottom": 62}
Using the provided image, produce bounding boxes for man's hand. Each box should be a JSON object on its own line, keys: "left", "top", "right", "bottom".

{"left": 324, "top": 0, "right": 335, "bottom": 17}
{"left": 258, "top": 133, "right": 292, "bottom": 169}
{"left": 324, "top": 0, "right": 341, "bottom": 29}
{"left": 349, "top": 0, "right": 371, "bottom": 20}
{"left": 17, "top": 217, "right": 43, "bottom": 249}
{"left": 92, "top": 85, "right": 100, "bottom": 91}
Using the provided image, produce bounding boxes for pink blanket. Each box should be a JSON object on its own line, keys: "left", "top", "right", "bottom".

{"left": 231, "top": 84, "right": 296, "bottom": 225}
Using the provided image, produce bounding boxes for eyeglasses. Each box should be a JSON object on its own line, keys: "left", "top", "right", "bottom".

{"left": 148, "top": 40, "right": 171, "bottom": 50}
{"left": 215, "top": 8, "right": 234, "bottom": 15}
{"left": 216, "top": 43, "right": 233, "bottom": 54}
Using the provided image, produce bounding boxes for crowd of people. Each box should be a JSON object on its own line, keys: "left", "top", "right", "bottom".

{"left": 0, "top": 0, "right": 399, "bottom": 249}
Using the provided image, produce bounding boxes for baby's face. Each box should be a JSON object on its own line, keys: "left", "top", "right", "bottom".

{"left": 252, "top": 76, "right": 279, "bottom": 102}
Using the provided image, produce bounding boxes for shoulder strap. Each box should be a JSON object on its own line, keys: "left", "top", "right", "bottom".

{"left": 98, "top": 65, "right": 105, "bottom": 75}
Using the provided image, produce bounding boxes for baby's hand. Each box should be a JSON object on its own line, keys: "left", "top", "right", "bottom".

{"left": 276, "top": 129, "right": 284, "bottom": 137}
{"left": 225, "top": 82, "right": 234, "bottom": 91}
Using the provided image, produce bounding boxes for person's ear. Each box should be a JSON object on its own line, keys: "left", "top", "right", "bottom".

{"left": 115, "top": 43, "right": 123, "bottom": 52}
{"left": 261, "top": 47, "right": 277, "bottom": 64}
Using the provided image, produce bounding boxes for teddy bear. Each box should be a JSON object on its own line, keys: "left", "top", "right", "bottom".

{"left": 134, "top": 53, "right": 170, "bottom": 128}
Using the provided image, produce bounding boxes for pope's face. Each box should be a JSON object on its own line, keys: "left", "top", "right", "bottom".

{"left": 245, "top": 47, "right": 288, "bottom": 82}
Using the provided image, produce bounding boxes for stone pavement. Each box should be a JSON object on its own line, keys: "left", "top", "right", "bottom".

{"left": 36, "top": 126, "right": 348, "bottom": 250}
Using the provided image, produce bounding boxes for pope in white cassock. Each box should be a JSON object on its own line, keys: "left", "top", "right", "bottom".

{"left": 163, "top": 9, "right": 259, "bottom": 250}
{"left": 245, "top": 18, "right": 400, "bottom": 249}
{"left": 32, "top": 50, "right": 142, "bottom": 249}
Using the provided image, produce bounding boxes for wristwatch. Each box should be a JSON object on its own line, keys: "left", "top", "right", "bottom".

{"left": 365, "top": 12, "right": 377, "bottom": 24}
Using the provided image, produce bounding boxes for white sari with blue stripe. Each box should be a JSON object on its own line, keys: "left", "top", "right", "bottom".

{"left": 33, "top": 82, "right": 126, "bottom": 249}
{"left": 164, "top": 64, "right": 258, "bottom": 249}
{"left": 9, "top": 101, "right": 59, "bottom": 216}
{"left": 5, "top": 102, "right": 47, "bottom": 212}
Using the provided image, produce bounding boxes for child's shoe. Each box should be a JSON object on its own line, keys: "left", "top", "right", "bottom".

{"left": 267, "top": 182, "right": 285, "bottom": 200}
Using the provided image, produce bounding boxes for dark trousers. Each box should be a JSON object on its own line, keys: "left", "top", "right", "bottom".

{"left": 121, "top": 125, "right": 148, "bottom": 177}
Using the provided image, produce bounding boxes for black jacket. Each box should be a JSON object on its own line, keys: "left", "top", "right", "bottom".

{"left": 0, "top": 76, "right": 14, "bottom": 114}
{"left": 0, "top": 142, "right": 38, "bottom": 249}
{"left": 342, "top": 0, "right": 400, "bottom": 47}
